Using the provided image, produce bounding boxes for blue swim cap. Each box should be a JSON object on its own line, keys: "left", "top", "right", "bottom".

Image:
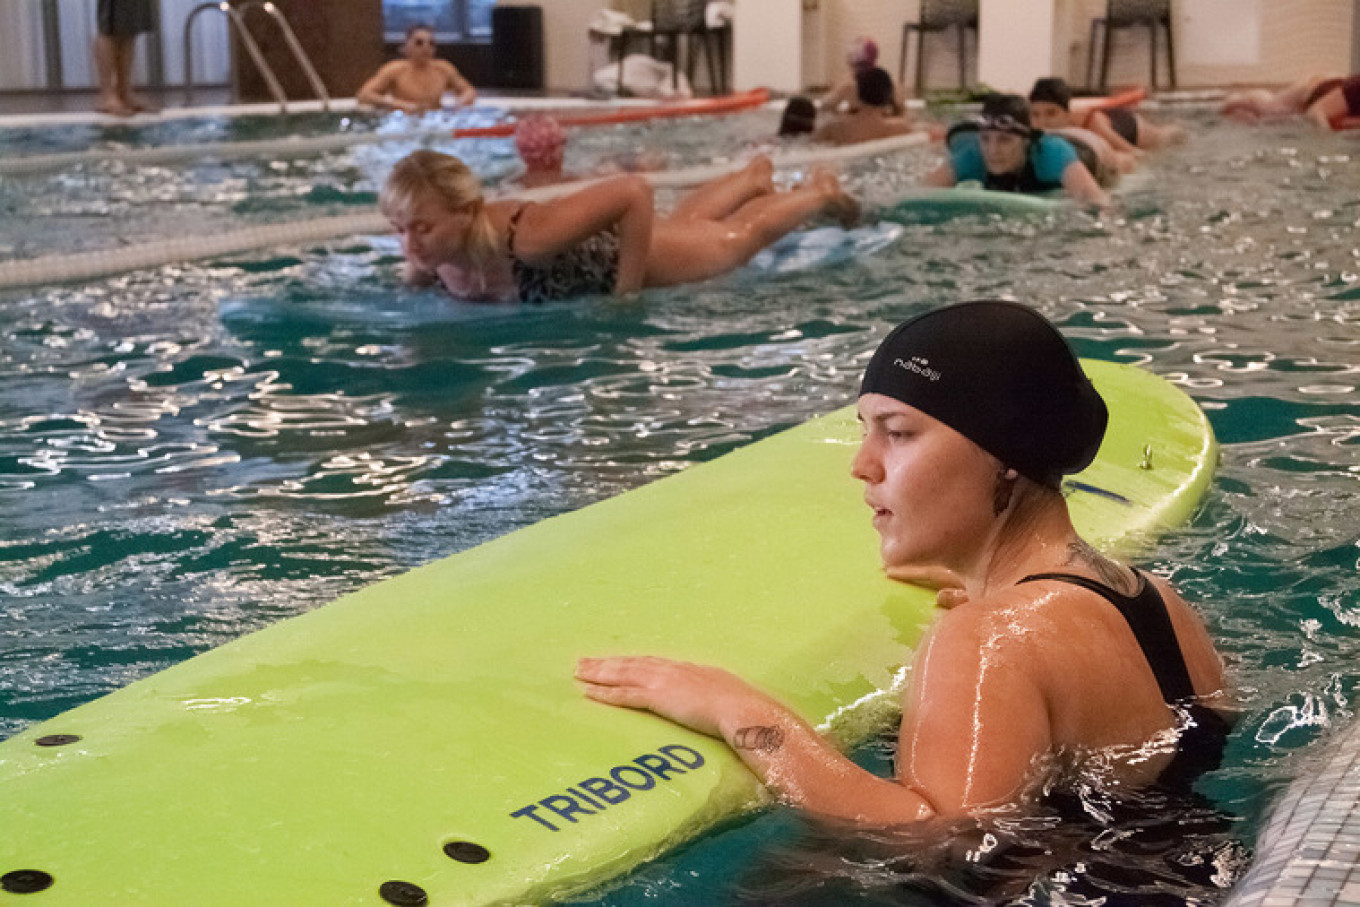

{"left": 859, "top": 300, "right": 1108, "bottom": 487}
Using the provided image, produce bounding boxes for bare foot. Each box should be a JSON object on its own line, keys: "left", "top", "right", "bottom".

{"left": 125, "top": 94, "right": 160, "bottom": 114}
{"left": 96, "top": 96, "right": 136, "bottom": 117}
{"left": 812, "top": 167, "right": 861, "bottom": 229}
{"left": 743, "top": 153, "right": 775, "bottom": 197}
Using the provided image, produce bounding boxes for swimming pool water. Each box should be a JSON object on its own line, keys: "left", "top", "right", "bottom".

{"left": 0, "top": 107, "right": 764, "bottom": 261}
{"left": 1, "top": 106, "right": 1358, "bottom": 902}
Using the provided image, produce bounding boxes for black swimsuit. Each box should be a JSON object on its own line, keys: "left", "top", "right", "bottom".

{"left": 731, "top": 571, "right": 1244, "bottom": 904}
{"left": 1102, "top": 106, "right": 1141, "bottom": 145}
{"left": 1018, "top": 569, "right": 1232, "bottom": 790}
{"left": 506, "top": 204, "right": 621, "bottom": 304}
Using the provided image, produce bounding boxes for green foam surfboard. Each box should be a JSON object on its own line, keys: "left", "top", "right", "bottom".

{"left": 0, "top": 360, "right": 1216, "bottom": 906}
{"left": 885, "top": 185, "right": 1065, "bottom": 222}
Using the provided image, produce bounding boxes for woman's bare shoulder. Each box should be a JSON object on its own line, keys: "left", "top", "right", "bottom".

{"left": 926, "top": 585, "right": 1068, "bottom": 658}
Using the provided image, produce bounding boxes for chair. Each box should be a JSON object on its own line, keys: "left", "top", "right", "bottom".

{"left": 1087, "top": 0, "right": 1176, "bottom": 93}
{"left": 617, "top": 0, "right": 730, "bottom": 97}
{"left": 900, "top": 0, "right": 979, "bottom": 95}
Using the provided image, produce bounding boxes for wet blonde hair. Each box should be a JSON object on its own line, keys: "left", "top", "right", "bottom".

{"left": 380, "top": 150, "right": 500, "bottom": 269}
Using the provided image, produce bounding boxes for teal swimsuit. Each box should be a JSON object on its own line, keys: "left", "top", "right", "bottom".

{"left": 947, "top": 129, "right": 1080, "bottom": 193}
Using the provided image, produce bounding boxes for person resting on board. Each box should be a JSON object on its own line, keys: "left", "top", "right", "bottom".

{"left": 1020, "top": 86, "right": 1134, "bottom": 190}
{"left": 578, "top": 299, "right": 1233, "bottom": 827}
{"left": 821, "top": 37, "right": 907, "bottom": 115}
{"left": 814, "top": 67, "right": 930, "bottom": 147}
{"left": 381, "top": 149, "right": 861, "bottom": 303}
{"left": 1028, "top": 76, "right": 1183, "bottom": 155}
{"left": 511, "top": 114, "right": 667, "bottom": 190}
{"left": 1220, "top": 74, "right": 1360, "bottom": 130}
{"left": 357, "top": 24, "right": 476, "bottom": 115}
{"left": 777, "top": 96, "right": 819, "bottom": 137}
{"left": 1038, "top": 122, "right": 1128, "bottom": 189}
{"left": 926, "top": 93, "right": 1109, "bottom": 208}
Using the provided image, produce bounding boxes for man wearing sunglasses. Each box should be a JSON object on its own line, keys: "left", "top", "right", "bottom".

{"left": 358, "top": 24, "right": 477, "bottom": 115}
{"left": 926, "top": 93, "right": 1108, "bottom": 208}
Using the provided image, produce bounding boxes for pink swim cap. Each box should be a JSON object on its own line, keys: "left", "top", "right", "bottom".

{"left": 514, "top": 114, "right": 566, "bottom": 172}
{"left": 848, "top": 36, "right": 878, "bottom": 70}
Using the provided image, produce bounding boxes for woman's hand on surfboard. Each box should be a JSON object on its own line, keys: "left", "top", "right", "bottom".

{"left": 576, "top": 656, "right": 782, "bottom": 742}
{"left": 578, "top": 655, "right": 943, "bottom": 824}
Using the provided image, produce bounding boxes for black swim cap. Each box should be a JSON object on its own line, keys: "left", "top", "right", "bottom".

{"left": 1029, "top": 77, "right": 1072, "bottom": 110}
{"left": 779, "top": 96, "right": 817, "bottom": 136}
{"left": 856, "top": 67, "right": 897, "bottom": 109}
{"left": 859, "top": 301, "right": 1108, "bottom": 487}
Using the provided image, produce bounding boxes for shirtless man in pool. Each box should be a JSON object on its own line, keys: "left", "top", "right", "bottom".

{"left": 357, "top": 25, "right": 476, "bottom": 114}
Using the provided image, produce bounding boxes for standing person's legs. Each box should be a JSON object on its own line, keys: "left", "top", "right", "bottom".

{"left": 95, "top": 0, "right": 128, "bottom": 115}
{"left": 94, "top": 0, "right": 134, "bottom": 117}
{"left": 94, "top": 0, "right": 157, "bottom": 115}
{"left": 667, "top": 155, "right": 775, "bottom": 223}
{"left": 113, "top": 35, "right": 150, "bottom": 111}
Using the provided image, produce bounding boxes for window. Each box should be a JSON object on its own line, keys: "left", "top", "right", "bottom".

{"left": 383, "top": 0, "right": 495, "bottom": 42}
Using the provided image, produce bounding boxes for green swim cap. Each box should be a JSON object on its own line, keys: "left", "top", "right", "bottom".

{"left": 859, "top": 300, "right": 1108, "bottom": 487}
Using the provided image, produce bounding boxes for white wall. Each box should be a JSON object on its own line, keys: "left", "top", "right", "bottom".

{"left": 2, "top": 0, "right": 1352, "bottom": 96}
{"left": 0, "top": 2, "right": 46, "bottom": 89}
{"left": 733, "top": 0, "right": 804, "bottom": 92}
{"left": 517, "top": 0, "right": 612, "bottom": 93}
{"left": 558, "top": 0, "right": 1353, "bottom": 96}
{"left": 1059, "top": 0, "right": 1353, "bottom": 88}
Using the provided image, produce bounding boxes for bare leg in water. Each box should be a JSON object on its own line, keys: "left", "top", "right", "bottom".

{"left": 643, "top": 167, "right": 861, "bottom": 288}
{"left": 668, "top": 155, "right": 776, "bottom": 222}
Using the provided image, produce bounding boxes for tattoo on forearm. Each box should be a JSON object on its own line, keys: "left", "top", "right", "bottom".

{"left": 733, "top": 725, "right": 784, "bottom": 752}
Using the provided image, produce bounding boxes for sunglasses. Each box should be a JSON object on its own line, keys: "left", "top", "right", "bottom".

{"left": 409, "top": 36, "right": 433, "bottom": 46}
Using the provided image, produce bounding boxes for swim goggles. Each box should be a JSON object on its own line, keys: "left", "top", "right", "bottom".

{"left": 974, "top": 114, "right": 1033, "bottom": 137}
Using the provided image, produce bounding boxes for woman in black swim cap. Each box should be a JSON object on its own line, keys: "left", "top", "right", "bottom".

{"left": 579, "top": 301, "right": 1230, "bottom": 828}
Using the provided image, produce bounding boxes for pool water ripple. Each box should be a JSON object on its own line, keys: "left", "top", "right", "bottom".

{"left": 0, "top": 108, "right": 1358, "bottom": 901}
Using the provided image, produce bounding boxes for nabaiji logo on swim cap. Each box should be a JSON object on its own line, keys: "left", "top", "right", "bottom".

{"left": 893, "top": 356, "right": 941, "bottom": 382}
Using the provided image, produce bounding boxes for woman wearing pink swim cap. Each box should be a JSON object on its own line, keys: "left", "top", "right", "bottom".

{"left": 512, "top": 115, "right": 666, "bottom": 190}
{"left": 848, "top": 36, "right": 879, "bottom": 71}
{"left": 513, "top": 115, "right": 568, "bottom": 189}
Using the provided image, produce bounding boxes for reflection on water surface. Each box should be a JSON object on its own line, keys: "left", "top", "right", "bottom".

{"left": 1, "top": 107, "right": 1357, "bottom": 902}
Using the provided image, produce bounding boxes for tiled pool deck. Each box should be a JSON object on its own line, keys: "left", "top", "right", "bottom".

{"left": 1229, "top": 722, "right": 1360, "bottom": 906}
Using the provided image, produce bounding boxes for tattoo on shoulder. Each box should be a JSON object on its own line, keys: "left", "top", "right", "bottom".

{"left": 1065, "top": 540, "right": 1131, "bottom": 591}
{"left": 733, "top": 725, "right": 784, "bottom": 752}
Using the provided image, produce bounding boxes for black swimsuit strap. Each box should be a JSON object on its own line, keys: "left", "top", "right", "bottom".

{"left": 1018, "top": 570, "right": 1197, "bottom": 703}
{"left": 506, "top": 203, "right": 530, "bottom": 259}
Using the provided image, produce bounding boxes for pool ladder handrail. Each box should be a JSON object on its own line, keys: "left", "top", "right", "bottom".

{"left": 184, "top": 0, "right": 330, "bottom": 113}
